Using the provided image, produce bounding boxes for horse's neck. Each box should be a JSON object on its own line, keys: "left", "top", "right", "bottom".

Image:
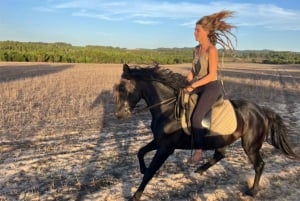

{"left": 141, "top": 82, "right": 175, "bottom": 115}
{"left": 140, "top": 82, "right": 181, "bottom": 135}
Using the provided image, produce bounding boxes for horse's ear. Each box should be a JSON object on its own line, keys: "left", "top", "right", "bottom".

{"left": 123, "top": 63, "right": 130, "bottom": 73}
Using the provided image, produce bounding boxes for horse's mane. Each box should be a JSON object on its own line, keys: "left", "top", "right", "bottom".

{"left": 123, "top": 65, "right": 189, "bottom": 89}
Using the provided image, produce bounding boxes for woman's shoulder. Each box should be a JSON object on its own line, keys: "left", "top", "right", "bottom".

{"left": 207, "top": 46, "right": 218, "bottom": 55}
{"left": 207, "top": 45, "right": 217, "bottom": 52}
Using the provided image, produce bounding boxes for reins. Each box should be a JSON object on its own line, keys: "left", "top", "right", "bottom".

{"left": 132, "top": 96, "right": 176, "bottom": 114}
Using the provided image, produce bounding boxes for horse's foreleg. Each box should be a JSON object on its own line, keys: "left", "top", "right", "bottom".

{"left": 137, "top": 140, "right": 157, "bottom": 174}
{"left": 131, "top": 147, "right": 174, "bottom": 201}
{"left": 195, "top": 147, "right": 226, "bottom": 174}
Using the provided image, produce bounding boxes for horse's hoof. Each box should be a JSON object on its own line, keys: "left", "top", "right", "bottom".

{"left": 194, "top": 168, "right": 204, "bottom": 175}
{"left": 128, "top": 197, "right": 138, "bottom": 201}
{"left": 128, "top": 191, "right": 142, "bottom": 201}
{"left": 245, "top": 188, "right": 257, "bottom": 197}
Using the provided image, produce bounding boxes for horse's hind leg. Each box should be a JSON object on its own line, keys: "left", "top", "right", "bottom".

{"left": 195, "top": 147, "right": 226, "bottom": 174}
{"left": 245, "top": 151, "right": 265, "bottom": 196}
{"left": 242, "top": 136, "right": 265, "bottom": 196}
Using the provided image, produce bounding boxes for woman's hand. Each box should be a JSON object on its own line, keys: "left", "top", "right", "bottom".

{"left": 186, "top": 85, "right": 195, "bottom": 93}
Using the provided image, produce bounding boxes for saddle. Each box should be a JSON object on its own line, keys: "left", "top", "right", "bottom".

{"left": 176, "top": 89, "right": 237, "bottom": 136}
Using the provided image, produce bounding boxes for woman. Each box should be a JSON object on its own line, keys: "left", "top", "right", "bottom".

{"left": 186, "top": 10, "right": 236, "bottom": 164}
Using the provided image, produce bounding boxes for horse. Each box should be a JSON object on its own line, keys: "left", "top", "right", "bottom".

{"left": 113, "top": 64, "right": 298, "bottom": 201}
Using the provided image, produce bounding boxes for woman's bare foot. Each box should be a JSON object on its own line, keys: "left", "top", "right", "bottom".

{"left": 188, "top": 149, "right": 203, "bottom": 164}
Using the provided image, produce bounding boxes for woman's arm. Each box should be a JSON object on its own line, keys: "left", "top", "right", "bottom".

{"left": 186, "top": 70, "right": 194, "bottom": 82}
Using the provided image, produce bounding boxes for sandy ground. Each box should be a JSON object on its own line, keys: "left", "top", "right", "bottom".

{"left": 0, "top": 62, "right": 299, "bottom": 201}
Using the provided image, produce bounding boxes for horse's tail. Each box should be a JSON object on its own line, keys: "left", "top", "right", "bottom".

{"left": 262, "top": 107, "right": 299, "bottom": 160}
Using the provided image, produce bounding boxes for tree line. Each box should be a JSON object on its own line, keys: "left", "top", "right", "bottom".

{"left": 1, "top": 41, "right": 300, "bottom": 64}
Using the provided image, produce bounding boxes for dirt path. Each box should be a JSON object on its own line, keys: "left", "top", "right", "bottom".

{"left": 0, "top": 62, "right": 299, "bottom": 201}
{"left": 275, "top": 67, "right": 300, "bottom": 150}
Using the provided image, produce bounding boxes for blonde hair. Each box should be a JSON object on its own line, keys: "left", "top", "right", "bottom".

{"left": 196, "top": 10, "right": 236, "bottom": 50}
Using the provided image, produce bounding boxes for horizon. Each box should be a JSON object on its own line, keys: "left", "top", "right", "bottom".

{"left": 1, "top": 1, "right": 300, "bottom": 52}
{"left": 2, "top": 40, "right": 300, "bottom": 53}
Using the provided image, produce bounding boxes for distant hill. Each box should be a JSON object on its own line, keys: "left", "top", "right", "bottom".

{"left": 1, "top": 41, "right": 299, "bottom": 64}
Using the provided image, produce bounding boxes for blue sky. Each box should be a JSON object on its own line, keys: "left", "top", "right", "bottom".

{"left": 1, "top": 0, "right": 300, "bottom": 51}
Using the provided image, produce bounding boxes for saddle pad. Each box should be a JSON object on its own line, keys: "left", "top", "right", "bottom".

{"left": 179, "top": 92, "right": 237, "bottom": 136}
{"left": 210, "top": 99, "right": 237, "bottom": 135}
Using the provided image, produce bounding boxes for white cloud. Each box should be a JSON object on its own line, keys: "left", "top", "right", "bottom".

{"left": 72, "top": 9, "right": 121, "bottom": 21}
{"left": 34, "top": 7, "right": 55, "bottom": 12}
{"left": 133, "top": 20, "right": 160, "bottom": 25}
{"left": 40, "top": 0, "right": 300, "bottom": 30}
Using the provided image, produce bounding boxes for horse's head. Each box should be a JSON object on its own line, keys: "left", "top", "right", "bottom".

{"left": 114, "top": 63, "right": 189, "bottom": 119}
{"left": 113, "top": 64, "right": 141, "bottom": 119}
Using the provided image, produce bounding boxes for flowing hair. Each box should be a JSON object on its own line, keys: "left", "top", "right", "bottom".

{"left": 196, "top": 10, "right": 236, "bottom": 50}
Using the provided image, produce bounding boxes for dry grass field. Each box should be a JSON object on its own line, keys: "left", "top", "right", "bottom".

{"left": 0, "top": 62, "right": 299, "bottom": 201}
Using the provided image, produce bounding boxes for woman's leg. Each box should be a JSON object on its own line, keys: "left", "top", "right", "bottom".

{"left": 188, "top": 81, "right": 222, "bottom": 164}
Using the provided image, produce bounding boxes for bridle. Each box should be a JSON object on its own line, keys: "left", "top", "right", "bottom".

{"left": 120, "top": 79, "right": 178, "bottom": 115}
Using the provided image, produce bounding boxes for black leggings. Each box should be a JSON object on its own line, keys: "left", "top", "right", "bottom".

{"left": 191, "top": 80, "right": 222, "bottom": 147}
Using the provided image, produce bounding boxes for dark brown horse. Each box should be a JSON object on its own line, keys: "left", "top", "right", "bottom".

{"left": 113, "top": 64, "right": 298, "bottom": 201}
